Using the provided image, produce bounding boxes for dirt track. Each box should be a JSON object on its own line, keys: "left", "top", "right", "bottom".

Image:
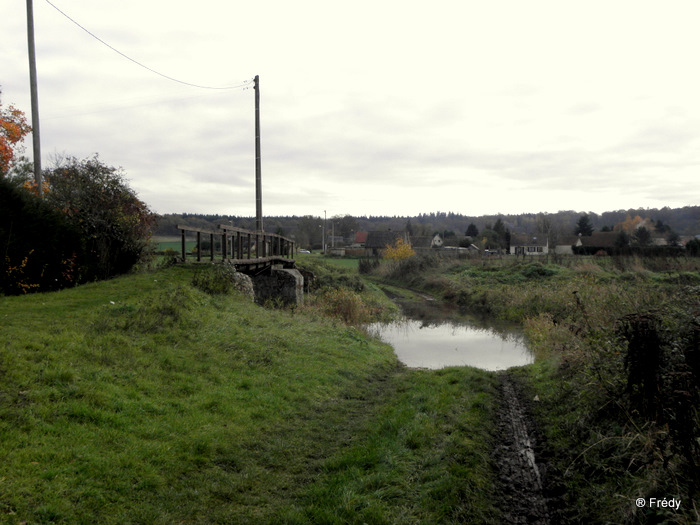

{"left": 492, "top": 373, "right": 551, "bottom": 524}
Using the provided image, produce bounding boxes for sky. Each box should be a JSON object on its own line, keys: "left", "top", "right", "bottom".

{"left": 2, "top": 1, "right": 700, "bottom": 219}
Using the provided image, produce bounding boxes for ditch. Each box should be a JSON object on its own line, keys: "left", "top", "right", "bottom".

{"left": 371, "top": 289, "right": 552, "bottom": 522}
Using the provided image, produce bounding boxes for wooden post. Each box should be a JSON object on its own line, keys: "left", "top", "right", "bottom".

{"left": 222, "top": 233, "right": 227, "bottom": 261}
{"left": 247, "top": 233, "right": 251, "bottom": 259}
{"left": 196, "top": 231, "right": 201, "bottom": 262}
{"left": 181, "top": 230, "right": 186, "bottom": 261}
{"left": 210, "top": 233, "right": 214, "bottom": 261}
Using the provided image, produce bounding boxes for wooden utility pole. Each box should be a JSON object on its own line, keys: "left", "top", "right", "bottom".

{"left": 254, "top": 75, "right": 263, "bottom": 231}
{"left": 26, "top": 0, "right": 42, "bottom": 194}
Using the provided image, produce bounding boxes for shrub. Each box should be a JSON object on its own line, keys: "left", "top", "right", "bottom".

{"left": 192, "top": 264, "right": 236, "bottom": 295}
{"left": 520, "top": 262, "right": 558, "bottom": 279}
{"left": 313, "top": 287, "right": 373, "bottom": 324}
{"left": 358, "top": 256, "right": 380, "bottom": 274}
{"left": 0, "top": 178, "right": 85, "bottom": 294}
{"left": 44, "top": 155, "right": 156, "bottom": 280}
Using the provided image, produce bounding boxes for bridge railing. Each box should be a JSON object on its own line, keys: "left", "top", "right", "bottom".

{"left": 176, "top": 224, "right": 295, "bottom": 263}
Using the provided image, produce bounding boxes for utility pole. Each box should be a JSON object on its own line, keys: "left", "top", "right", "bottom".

{"left": 254, "top": 75, "right": 263, "bottom": 231}
{"left": 26, "top": 0, "right": 42, "bottom": 195}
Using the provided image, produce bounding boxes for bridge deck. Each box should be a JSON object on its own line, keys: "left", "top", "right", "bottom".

{"left": 176, "top": 223, "right": 296, "bottom": 273}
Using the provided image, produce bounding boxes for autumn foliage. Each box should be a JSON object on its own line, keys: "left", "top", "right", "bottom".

{"left": 384, "top": 237, "right": 416, "bottom": 260}
{"left": 0, "top": 89, "right": 31, "bottom": 175}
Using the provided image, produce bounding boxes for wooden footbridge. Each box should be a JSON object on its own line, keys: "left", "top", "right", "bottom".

{"left": 177, "top": 223, "right": 296, "bottom": 275}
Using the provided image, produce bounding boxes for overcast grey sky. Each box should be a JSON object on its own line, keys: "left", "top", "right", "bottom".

{"left": 3, "top": 1, "right": 700, "bottom": 218}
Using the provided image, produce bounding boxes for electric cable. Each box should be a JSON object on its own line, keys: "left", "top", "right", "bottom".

{"left": 44, "top": 0, "right": 251, "bottom": 90}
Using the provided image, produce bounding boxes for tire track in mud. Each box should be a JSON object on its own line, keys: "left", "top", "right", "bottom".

{"left": 493, "top": 372, "right": 550, "bottom": 524}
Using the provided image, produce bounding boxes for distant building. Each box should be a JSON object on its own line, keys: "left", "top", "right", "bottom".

{"left": 364, "top": 230, "right": 409, "bottom": 256}
{"left": 511, "top": 234, "right": 549, "bottom": 255}
{"left": 353, "top": 231, "right": 368, "bottom": 248}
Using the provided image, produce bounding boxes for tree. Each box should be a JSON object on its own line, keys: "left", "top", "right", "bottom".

{"left": 44, "top": 155, "right": 156, "bottom": 279}
{"left": 686, "top": 238, "right": 700, "bottom": 256}
{"left": 480, "top": 228, "right": 502, "bottom": 251}
{"left": 667, "top": 230, "right": 681, "bottom": 246}
{"left": 336, "top": 215, "right": 359, "bottom": 240}
{"left": 614, "top": 230, "right": 631, "bottom": 248}
{"left": 465, "top": 223, "right": 479, "bottom": 237}
{"left": 384, "top": 237, "right": 415, "bottom": 260}
{"left": 0, "top": 89, "right": 32, "bottom": 177}
{"left": 294, "top": 215, "right": 322, "bottom": 249}
{"left": 633, "top": 226, "right": 652, "bottom": 247}
{"left": 405, "top": 218, "right": 414, "bottom": 236}
{"left": 575, "top": 214, "right": 594, "bottom": 236}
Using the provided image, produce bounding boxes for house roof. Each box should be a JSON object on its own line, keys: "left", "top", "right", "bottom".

{"left": 410, "top": 236, "right": 434, "bottom": 248}
{"left": 355, "top": 231, "right": 368, "bottom": 243}
{"left": 365, "top": 231, "right": 407, "bottom": 248}
{"left": 510, "top": 233, "right": 548, "bottom": 247}
{"left": 577, "top": 232, "right": 618, "bottom": 247}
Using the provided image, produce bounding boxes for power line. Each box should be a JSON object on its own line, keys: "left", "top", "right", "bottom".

{"left": 44, "top": 0, "right": 251, "bottom": 90}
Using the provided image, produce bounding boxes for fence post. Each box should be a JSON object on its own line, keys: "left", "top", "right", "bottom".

{"left": 210, "top": 233, "right": 214, "bottom": 262}
{"left": 196, "top": 231, "right": 201, "bottom": 262}
{"left": 222, "top": 233, "right": 227, "bottom": 261}
{"left": 181, "top": 229, "right": 186, "bottom": 261}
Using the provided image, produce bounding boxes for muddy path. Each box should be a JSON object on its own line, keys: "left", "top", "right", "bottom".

{"left": 492, "top": 372, "right": 551, "bottom": 524}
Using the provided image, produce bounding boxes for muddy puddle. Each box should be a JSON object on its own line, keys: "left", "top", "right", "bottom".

{"left": 368, "top": 299, "right": 533, "bottom": 371}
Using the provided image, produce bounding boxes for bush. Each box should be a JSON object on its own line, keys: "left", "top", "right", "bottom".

{"left": 191, "top": 264, "right": 236, "bottom": 295}
{"left": 358, "top": 256, "right": 380, "bottom": 274}
{"left": 44, "top": 155, "right": 156, "bottom": 280}
{"left": 312, "top": 287, "right": 374, "bottom": 324}
{"left": 0, "top": 178, "right": 85, "bottom": 294}
{"left": 520, "top": 262, "right": 558, "bottom": 279}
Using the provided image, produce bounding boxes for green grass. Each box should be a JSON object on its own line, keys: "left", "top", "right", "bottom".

{"left": 155, "top": 239, "right": 196, "bottom": 253}
{"left": 319, "top": 257, "right": 360, "bottom": 270}
{"left": 281, "top": 367, "right": 500, "bottom": 524}
{"left": 0, "top": 265, "right": 499, "bottom": 523}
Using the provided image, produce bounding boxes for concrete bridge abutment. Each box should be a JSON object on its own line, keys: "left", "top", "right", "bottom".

{"left": 252, "top": 267, "right": 304, "bottom": 306}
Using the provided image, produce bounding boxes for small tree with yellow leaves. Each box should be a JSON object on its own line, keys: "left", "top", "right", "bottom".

{"left": 384, "top": 237, "right": 415, "bottom": 260}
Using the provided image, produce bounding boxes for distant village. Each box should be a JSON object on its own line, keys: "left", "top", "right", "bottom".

{"left": 156, "top": 208, "right": 700, "bottom": 258}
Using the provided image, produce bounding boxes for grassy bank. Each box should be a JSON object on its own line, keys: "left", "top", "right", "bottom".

{"left": 369, "top": 253, "right": 700, "bottom": 523}
{"left": 0, "top": 264, "right": 498, "bottom": 523}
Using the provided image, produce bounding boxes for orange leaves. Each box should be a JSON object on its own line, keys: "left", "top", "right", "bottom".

{"left": 22, "top": 178, "right": 50, "bottom": 197}
{"left": 0, "top": 92, "right": 32, "bottom": 174}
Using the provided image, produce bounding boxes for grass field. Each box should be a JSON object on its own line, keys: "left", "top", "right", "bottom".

{"left": 0, "top": 264, "right": 499, "bottom": 523}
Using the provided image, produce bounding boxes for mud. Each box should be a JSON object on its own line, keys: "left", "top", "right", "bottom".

{"left": 492, "top": 372, "right": 551, "bottom": 524}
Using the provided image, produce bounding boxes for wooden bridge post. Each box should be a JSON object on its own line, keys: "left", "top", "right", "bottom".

{"left": 237, "top": 232, "right": 242, "bottom": 259}
{"left": 196, "top": 231, "right": 201, "bottom": 262}
{"left": 210, "top": 233, "right": 214, "bottom": 262}
{"left": 247, "top": 233, "right": 252, "bottom": 259}
{"left": 181, "top": 229, "right": 186, "bottom": 261}
{"left": 221, "top": 233, "right": 227, "bottom": 261}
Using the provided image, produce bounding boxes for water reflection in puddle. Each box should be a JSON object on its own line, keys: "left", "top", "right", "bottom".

{"left": 367, "top": 317, "right": 533, "bottom": 371}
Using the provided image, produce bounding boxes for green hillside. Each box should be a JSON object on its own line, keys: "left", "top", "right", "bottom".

{"left": 0, "top": 265, "right": 498, "bottom": 523}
